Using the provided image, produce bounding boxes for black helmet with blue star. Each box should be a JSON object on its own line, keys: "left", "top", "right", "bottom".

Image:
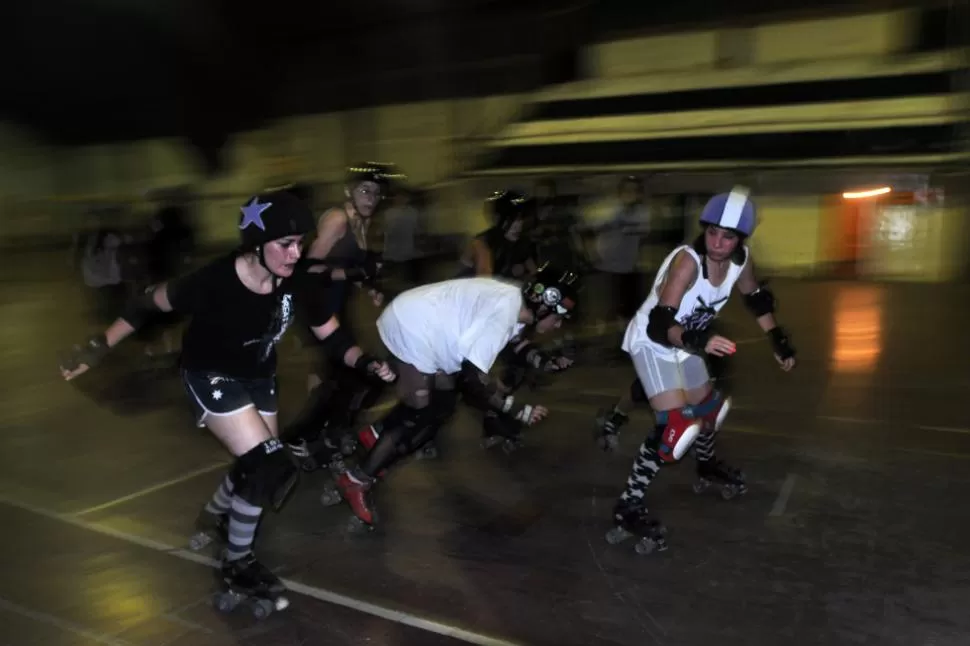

{"left": 238, "top": 189, "right": 315, "bottom": 252}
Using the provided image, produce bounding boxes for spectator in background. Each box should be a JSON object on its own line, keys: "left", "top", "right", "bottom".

{"left": 73, "top": 205, "right": 130, "bottom": 329}
{"left": 141, "top": 186, "right": 198, "bottom": 358}
{"left": 587, "top": 176, "right": 650, "bottom": 353}
{"left": 382, "top": 186, "right": 423, "bottom": 288}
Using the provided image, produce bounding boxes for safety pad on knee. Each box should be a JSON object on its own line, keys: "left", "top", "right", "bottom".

{"left": 692, "top": 390, "right": 731, "bottom": 433}
{"left": 656, "top": 407, "right": 703, "bottom": 463}
{"left": 233, "top": 438, "right": 300, "bottom": 512}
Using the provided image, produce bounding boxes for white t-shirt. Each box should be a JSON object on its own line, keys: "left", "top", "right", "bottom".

{"left": 622, "top": 244, "right": 747, "bottom": 362}
{"left": 377, "top": 277, "right": 524, "bottom": 375}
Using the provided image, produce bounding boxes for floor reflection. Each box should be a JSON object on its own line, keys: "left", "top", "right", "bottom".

{"left": 831, "top": 285, "right": 883, "bottom": 374}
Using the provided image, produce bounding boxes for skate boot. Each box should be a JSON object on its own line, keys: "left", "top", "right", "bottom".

{"left": 285, "top": 437, "right": 321, "bottom": 473}
{"left": 357, "top": 424, "right": 381, "bottom": 451}
{"left": 414, "top": 439, "right": 439, "bottom": 460}
{"left": 593, "top": 407, "right": 629, "bottom": 452}
{"left": 213, "top": 552, "right": 289, "bottom": 619}
{"left": 354, "top": 425, "right": 390, "bottom": 477}
{"left": 605, "top": 500, "right": 668, "bottom": 555}
{"left": 329, "top": 469, "right": 377, "bottom": 533}
{"left": 481, "top": 412, "right": 522, "bottom": 454}
{"left": 309, "top": 435, "right": 351, "bottom": 475}
{"left": 188, "top": 508, "right": 228, "bottom": 552}
{"left": 694, "top": 458, "right": 747, "bottom": 500}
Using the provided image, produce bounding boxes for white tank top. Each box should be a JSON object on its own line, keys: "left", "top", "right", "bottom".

{"left": 622, "top": 244, "right": 747, "bottom": 361}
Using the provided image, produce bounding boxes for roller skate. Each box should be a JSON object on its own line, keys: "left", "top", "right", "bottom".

{"left": 188, "top": 508, "right": 228, "bottom": 552}
{"left": 605, "top": 500, "right": 668, "bottom": 555}
{"left": 593, "top": 407, "right": 628, "bottom": 452}
{"left": 413, "top": 439, "right": 439, "bottom": 460}
{"left": 213, "top": 552, "right": 289, "bottom": 619}
{"left": 326, "top": 469, "right": 377, "bottom": 533}
{"left": 481, "top": 412, "right": 522, "bottom": 454}
{"left": 693, "top": 458, "right": 747, "bottom": 500}
{"left": 354, "top": 425, "right": 393, "bottom": 476}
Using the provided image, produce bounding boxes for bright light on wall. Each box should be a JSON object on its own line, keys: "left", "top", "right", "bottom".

{"left": 842, "top": 186, "right": 892, "bottom": 199}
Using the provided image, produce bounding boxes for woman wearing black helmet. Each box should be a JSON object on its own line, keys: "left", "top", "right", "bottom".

{"left": 59, "top": 189, "right": 394, "bottom": 618}
{"left": 456, "top": 190, "right": 538, "bottom": 280}
{"left": 325, "top": 267, "right": 579, "bottom": 532}
{"left": 283, "top": 163, "right": 402, "bottom": 470}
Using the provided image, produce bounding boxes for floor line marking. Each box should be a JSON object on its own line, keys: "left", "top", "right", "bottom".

{"left": 918, "top": 425, "right": 970, "bottom": 435}
{"left": 817, "top": 416, "right": 880, "bottom": 426}
{"left": 0, "top": 595, "right": 135, "bottom": 646}
{"left": 769, "top": 473, "right": 797, "bottom": 517}
{"left": 0, "top": 495, "right": 525, "bottom": 646}
{"left": 71, "top": 462, "right": 231, "bottom": 517}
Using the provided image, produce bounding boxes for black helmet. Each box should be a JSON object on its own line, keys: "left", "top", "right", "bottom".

{"left": 284, "top": 182, "right": 315, "bottom": 208}
{"left": 485, "top": 190, "right": 530, "bottom": 230}
{"left": 238, "top": 189, "right": 315, "bottom": 251}
{"left": 522, "top": 262, "right": 580, "bottom": 319}
{"left": 345, "top": 162, "right": 405, "bottom": 189}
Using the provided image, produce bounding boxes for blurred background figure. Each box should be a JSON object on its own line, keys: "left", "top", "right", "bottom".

{"left": 72, "top": 204, "right": 131, "bottom": 330}
{"left": 586, "top": 175, "right": 651, "bottom": 356}
{"left": 139, "top": 186, "right": 199, "bottom": 359}
{"left": 381, "top": 184, "right": 423, "bottom": 290}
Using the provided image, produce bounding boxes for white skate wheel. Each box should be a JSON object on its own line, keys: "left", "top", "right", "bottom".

{"left": 251, "top": 598, "right": 274, "bottom": 620}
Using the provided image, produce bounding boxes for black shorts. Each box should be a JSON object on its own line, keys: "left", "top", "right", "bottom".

{"left": 181, "top": 369, "right": 278, "bottom": 427}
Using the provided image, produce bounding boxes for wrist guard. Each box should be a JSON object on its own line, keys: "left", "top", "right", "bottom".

{"left": 767, "top": 326, "right": 795, "bottom": 360}
{"left": 62, "top": 334, "right": 110, "bottom": 371}
{"left": 680, "top": 327, "right": 711, "bottom": 354}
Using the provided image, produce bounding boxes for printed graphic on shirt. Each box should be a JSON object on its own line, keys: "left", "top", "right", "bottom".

{"left": 679, "top": 294, "right": 728, "bottom": 333}
{"left": 243, "top": 291, "right": 295, "bottom": 362}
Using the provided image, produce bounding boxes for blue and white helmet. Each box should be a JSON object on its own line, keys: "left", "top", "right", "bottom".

{"left": 699, "top": 187, "right": 756, "bottom": 237}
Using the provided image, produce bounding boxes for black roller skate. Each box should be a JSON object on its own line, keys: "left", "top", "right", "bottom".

{"left": 593, "top": 407, "right": 628, "bottom": 452}
{"left": 481, "top": 412, "right": 522, "bottom": 454}
{"left": 413, "top": 439, "right": 439, "bottom": 460}
{"left": 289, "top": 425, "right": 357, "bottom": 475}
{"left": 213, "top": 552, "right": 289, "bottom": 619}
{"left": 693, "top": 458, "right": 747, "bottom": 500}
{"left": 605, "top": 500, "right": 668, "bottom": 555}
{"left": 188, "top": 509, "right": 228, "bottom": 552}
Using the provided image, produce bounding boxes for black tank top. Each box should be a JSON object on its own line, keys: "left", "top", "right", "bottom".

{"left": 456, "top": 228, "right": 529, "bottom": 279}
{"left": 316, "top": 209, "right": 368, "bottom": 329}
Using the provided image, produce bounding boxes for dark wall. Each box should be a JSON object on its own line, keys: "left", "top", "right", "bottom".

{"left": 1, "top": 1, "right": 589, "bottom": 158}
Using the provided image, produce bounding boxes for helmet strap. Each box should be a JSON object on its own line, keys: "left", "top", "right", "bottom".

{"left": 255, "top": 245, "right": 286, "bottom": 283}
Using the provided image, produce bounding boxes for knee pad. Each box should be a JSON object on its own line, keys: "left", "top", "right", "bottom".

{"left": 653, "top": 408, "right": 703, "bottom": 463}
{"left": 629, "top": 378, "right": 648, "bottom": 404}
{"left": 691, "top": 389, "right": 731, "bottom": 433}
{"left": 233, "top": 438, "right": 300, "bottom": 511}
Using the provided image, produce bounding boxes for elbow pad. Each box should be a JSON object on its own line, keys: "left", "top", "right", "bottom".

{"left": 646, "top": 305, "right": 678, "bottom": 346}
{"left": 743, "top": 285, "right": 776, "bottom": 318}
{"left": 303, "top": 259, "right": 334, "bottom": 285}
{"left": 459, "top": 360, "right": 512, "bottom": 413}
{"left": 324, "top": 325, "right": 356, "bottom": 362}
{"left": 120, "top": 287, "right": 161, "bottom": 329}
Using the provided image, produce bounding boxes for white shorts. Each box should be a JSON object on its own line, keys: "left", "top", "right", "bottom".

{"left": 629, "top": 347, "right": 710, "bottom": 399}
